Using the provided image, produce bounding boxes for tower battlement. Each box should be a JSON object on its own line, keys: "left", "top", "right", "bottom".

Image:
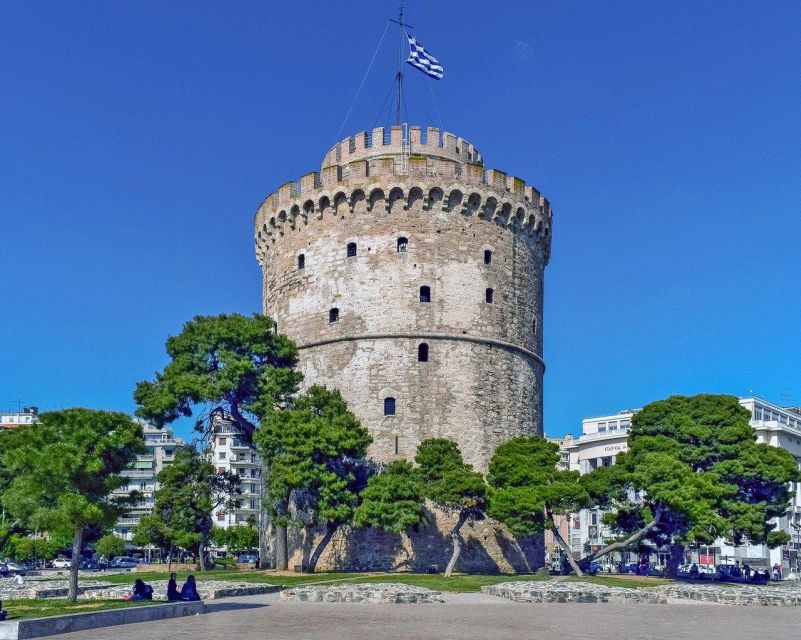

{"left": 254, "top": 125, "right": 552, "bottom": 268}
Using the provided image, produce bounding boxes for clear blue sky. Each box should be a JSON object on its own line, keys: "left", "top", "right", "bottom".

{"left": 1, "top": 1, "right": 799, "bottom": 440}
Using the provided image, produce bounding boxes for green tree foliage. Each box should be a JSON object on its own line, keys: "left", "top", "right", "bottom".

{"left": 2, "top": 535, "right": 62, "bottom": 563}
{"left": 95, "top": 533, "right": 126, "bottom": 559}
{"left": 354, "top": 460, "right": 426, "bottom": 534}
{"left": 415, "top": 439, "right": 487, "bottom": 576}
{"left": 595, "top": 394, "right": 801, "bottom": 575}
{"left": 141, "top": 447, "right": 240, "bottom": 571}
{"left": 487, "top": 437, "right": 593, "bottom": 575}
{"left": 256, "top": 386, "right": 372, "bottom": 571}
{"left": 211, "top": 520, "right": 259, "bottom": 553}
{"left": 1, "top": 409, "right": 143, "bottom": 600}
{"left": 134, "top": 313, "right": 301, "bottom": 437}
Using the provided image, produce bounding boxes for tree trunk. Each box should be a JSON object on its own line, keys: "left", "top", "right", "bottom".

{"left": 665, "top": 540, "right": 684, "bottom": 578}
{"left": 577, "top": 504, "right": 665, "bottom": 568}
{"left": 307, "top": 522, "right": 338, "bottom": 573}
{"left": 166, "top": 544, "right": 173, "bottom": 573}
{"left": 546, "top": 511, "right": 583, "bottom": 576}
{"left": 275, "top": 524, "right": 288, "bottom": 571}
{"left": 68, "top": 526, "right": 83, "bottom": 602}
{"left": 445, "top": 512, "right": 469, "bottom": 577}
{"left": 198, "top": 532, "right": 209, "bottom": 571}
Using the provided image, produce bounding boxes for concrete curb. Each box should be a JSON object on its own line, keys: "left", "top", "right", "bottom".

{"left": 0, "top": 601, "right": 205, "bottom": 639}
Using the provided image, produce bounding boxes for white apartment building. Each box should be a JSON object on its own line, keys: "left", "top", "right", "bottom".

{"left": 563, "top": 398, "right": 801, "bottom": 572}
{"left": 113, "top": 423, "right": 184, "bottom": 545}
{"left": 0, "top": 406, "right": 39, "bottom": 429}
{"left": 210, "top": 417, "right": 262, "bottom": 529}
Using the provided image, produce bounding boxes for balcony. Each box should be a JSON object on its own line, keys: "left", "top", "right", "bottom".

{"left": 122, "top": 469, "right": 155, "bottom": 478}
{"left": 136, "top": 454, "right": 154, "bottom": 462}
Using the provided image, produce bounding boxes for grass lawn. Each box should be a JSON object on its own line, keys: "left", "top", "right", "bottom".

{"left": 99, "top": 570, "right": 552, "bottom": 592}
{"left": 565, "top": 574, "right": 673, "bottom": 589}
{"left": 5, "top": 598, "right": 154, "bottom": 621}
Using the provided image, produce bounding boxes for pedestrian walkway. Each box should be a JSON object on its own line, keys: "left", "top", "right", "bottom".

{"left": 52, "top": 591, "right": 801, "bottom": 640}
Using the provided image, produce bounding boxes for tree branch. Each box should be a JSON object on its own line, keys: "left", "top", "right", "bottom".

{"left": 579, "top": 504, "right": 665, "bottom": 565}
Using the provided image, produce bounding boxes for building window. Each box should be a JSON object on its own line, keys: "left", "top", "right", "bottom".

{"left": 397, "top": 237, "right": 408, "bottom": 252}
{"left": 347, "top": 242, "right": 357, "bottom": 257}
{"left": 219, "top": 437, "right": 226, "bottom": 445}
{"left": 217, "top": 467, "right": 225, "bottom": 473}
{"left": 419, "top": 286, "right": 431, "bottom": 303}
{"left": 297, "top": 254, "right": 305, "bottom": 269}
{"left": 608, "top": 421, "right": 617, "bottom": 431}
{"left": 251, "top": 454, "right": 256, "bottom": 463}
{"left": 329, "top": 308, "right": 339, "bottom": 323}
{"left": 591, "top": 512, "right": 598, "bottom": 526}
{"left": 384, "top": 397, "right": 396, "bottom": 416}
{"left": 394, "top": 435, "right": 399, "bottom": 454}
{"left": 533, "top": 318, "right": 537, "bottom": 336}
{"left": 485, "top": 288, "right": 494, "bottom": 303}
{"left": 219, "top": 451, "right": 226, "bottom": 460}
{"left": 484, "top": 249, "right": 492, "bottom": 265}
{"left": 217, "top": 513, "right": 225, "bottom": 521}
{"left": 418, "top": 343, "right": 429, "bottom": 362}
{"left": 598, "top": 422, "right": 606, "bottom": 433}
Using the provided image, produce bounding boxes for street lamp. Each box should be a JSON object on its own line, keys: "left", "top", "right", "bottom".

{"left": 791, "top": 523, "right": 801, "bottom": 575}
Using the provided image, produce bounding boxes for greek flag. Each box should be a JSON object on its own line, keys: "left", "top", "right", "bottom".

{"left": 406, "top": 32, "right": 444, "bottom": 79}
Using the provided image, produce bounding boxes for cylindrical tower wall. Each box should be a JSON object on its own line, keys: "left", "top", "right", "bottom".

{"left": 255, "top": 126, "right": 552, "bottom": 471}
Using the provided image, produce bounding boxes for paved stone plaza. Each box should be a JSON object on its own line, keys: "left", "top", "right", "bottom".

{"left": 52, "top": 592, "right": 801, "bottom": 640}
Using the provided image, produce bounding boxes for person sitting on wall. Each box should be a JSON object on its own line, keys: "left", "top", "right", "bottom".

{"left": 689, "top": 563, "right": 700, "bottom": 578}
{"left": 179, "top": 574, "right": 201, "bottom": 601}
{"left": 130, "top": 578, "right": 153, "bottom": 601}
{"left": 167, "top": 572, "right": 180, "bottom": 601}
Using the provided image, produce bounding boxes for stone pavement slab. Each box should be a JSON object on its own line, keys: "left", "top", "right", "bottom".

{"left": 51, "top": 592, "right": 801, "bottom": 640}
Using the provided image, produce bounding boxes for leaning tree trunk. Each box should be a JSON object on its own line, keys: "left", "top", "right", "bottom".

{"left": 546, "top": 510, "right": 583, "bottom": 576}
{"left": 307, "top": 522, "right": 338, "bottom": 573}
{"left": 577, "top": 504, "right": 665, "bottom": 569}
{"left": 68, "top": 525, "right": 83, "bottom": 602}
{"left": 166, "top": 544, "right": 173, "bottom": 573}
{"left": 198, "top": 532, "right": 209, "bottom": 571}
{"left": 445, "top": 512, "right": 469, "bottom": 577}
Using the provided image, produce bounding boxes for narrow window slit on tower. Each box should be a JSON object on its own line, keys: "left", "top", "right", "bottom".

{"left": 484, "top": 249, "right": 492, "bottom": 265}
{"left": 397, "top": 237, "right": 408, "bottom": 253}
{"left": 419, "top": 286, "right": 431, "bottom": 303}
{"left": 297, "top": 254, "right": 305, "bottom": 269}
{"left": 394, "top": 435, "right": 399, "bottom": 455}
{"left": 384, "top": 397, "right": 396, "bottom": 416}
{"left": 329, "top": 308, "right": 339, "bottom": 323}
{"left": 418, "top": 343, "right": 429, "bottom": 362}
{"left": 347, "top": 242, "right": 357, "bottom": 257}
{"left": 486, "top": 288, "right": 494, "bottom": 303}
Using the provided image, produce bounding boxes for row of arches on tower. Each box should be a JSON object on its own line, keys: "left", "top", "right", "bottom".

{"left": 256, "top": 185, "right": 550, "bottom": 253}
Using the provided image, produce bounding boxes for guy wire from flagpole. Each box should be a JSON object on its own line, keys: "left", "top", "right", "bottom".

{"left": 335, "top": 19, "right": 391, "bottom": 142}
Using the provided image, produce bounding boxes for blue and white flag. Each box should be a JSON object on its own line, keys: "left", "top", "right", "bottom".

{"left": 406, "top": 32, "right": 444, "bottom": 79}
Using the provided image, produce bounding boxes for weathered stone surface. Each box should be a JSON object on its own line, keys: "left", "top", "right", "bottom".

{"left": 484, "top": 580, "right": 801, "bottom": 607}
{"left": 0, "top": 578, "right": 280, "bottom": 601}
{"left": 483, "top": 581, "right": 666, "bottom": 604}
{"left": 280, "top": 582, "right": 443, "bottom": 604}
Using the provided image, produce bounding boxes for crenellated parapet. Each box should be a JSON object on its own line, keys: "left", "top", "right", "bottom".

{"left": 321, "top": 125, "right": 483, "bottom": 168}
{"left": 253, "top": 126, "right": 553, "bottom": 267}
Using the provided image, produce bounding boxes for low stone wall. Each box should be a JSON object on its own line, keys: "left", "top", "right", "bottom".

{"left": 0, "top": 601, "right": 204, "bottom": 640}
{"left": 0, "top": 577, "right": 280, "bottom": 602}
{"left": 81, "top": 580, "right": 282, "bottom": 601}
{"left": 135, "top": 563, "right": 196, "bottom": 573}
{"left": 655, "top": 583, "right": 801, "bottom": 606}
{"left": 280, "top": 583, "right": 443, "bottom": 604}
{"left": 483, "top": 581, "right": 666, "bottom": 604}
{"left": 484, "top": 581, "right": 801, "bottom": 607}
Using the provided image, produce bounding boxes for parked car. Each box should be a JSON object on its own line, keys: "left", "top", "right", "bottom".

{"left": 617, "top": 561, "right": 639, "bottom": 574}
{"left": 110, "top": 556, "right": 139, "bottom": 569}
{"left": 52, "top": 557, "right": 72, "bottom": 569}
{"left": 237, "top": 554, "right": 258, "bottom": 564}
{"left": 79, "top": 558, "right": 103, "bottom": 572}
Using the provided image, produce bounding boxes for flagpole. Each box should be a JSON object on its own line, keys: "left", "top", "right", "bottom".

{"left": 390, "top": 5, "right": 413, "bottom": 127}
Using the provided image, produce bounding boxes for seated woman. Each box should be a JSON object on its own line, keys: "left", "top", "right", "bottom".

{"left": 131, "top": 578, "right": 153, "bottom": 601}
{"left": 179, "top": 574, "right": 201, "bottom": 601}
{"left": 167, "top": 572, "right": 180, "bottom": 601}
